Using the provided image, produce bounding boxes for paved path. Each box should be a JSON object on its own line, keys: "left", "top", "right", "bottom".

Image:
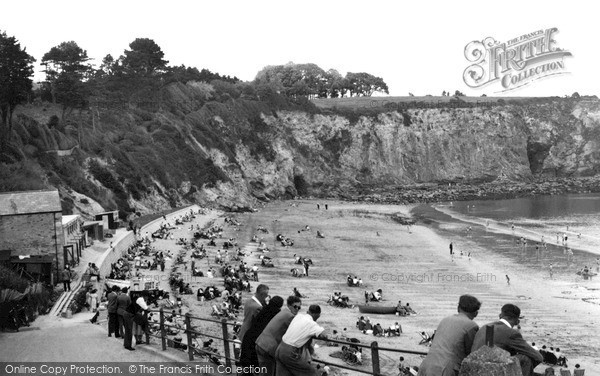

{"left": 0, "top": 311, "right": 185, "bottom": 362}
{"left": 0, "top": 207, "right": 239, "bottom": 375}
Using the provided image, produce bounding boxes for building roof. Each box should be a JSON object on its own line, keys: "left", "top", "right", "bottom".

{"left": 0, "top": 190, "right": 62, "bottom": 216}
{"left": 82, "top": 221, "right": 103, "bottom": 227}
{"left": 61, "top": 214, "right": 80, "bottom": 225}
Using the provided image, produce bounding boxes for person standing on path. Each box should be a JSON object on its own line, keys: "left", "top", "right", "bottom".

{"left": 61, "top": 267, "right": 71, "bottom": 292}
{"left": 107, "top": 285, "right": 120, "bottom": 337}
{"left": 116, "top": 287, "right": 135, "bottom": 351}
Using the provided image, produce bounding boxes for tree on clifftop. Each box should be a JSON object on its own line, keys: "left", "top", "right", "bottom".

{"left": 0, "top": 31, "right": 35, "bottom": 144}
{"left": 345, "top": 72, "right": 389, "bottom": 97}
{"left": 42, "top": 41, "right": 92, "bottom": 117}
{"left": 122, "top": 38, "right": 168, "bottom": 76}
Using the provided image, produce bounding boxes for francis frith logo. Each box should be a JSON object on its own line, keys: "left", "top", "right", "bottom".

{"left": 463, "top": 28, "right": 572, "bottom": 92}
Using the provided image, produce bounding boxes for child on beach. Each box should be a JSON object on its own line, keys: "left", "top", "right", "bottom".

{"left": 505, "top": 275, "right": 510, "bottom": 285}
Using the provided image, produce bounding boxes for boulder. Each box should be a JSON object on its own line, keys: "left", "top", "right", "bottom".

{"left": 459, "top": 346, "right": 522, "bottom": 376}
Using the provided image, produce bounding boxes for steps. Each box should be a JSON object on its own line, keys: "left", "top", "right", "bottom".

{"left": 49, "top": 281, "right": 83, "bottom": 317}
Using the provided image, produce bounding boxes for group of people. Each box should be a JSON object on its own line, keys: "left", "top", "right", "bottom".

{"left": 418, "top": 295, "right": 545, "bottom": 376}
{"left": 395, "top": 300, "right": 417, "bottom": 316}
{"left": 236, "top": 284, "right": 329, "bottom": 376}
{"left": 346, "top": 275, "right": 363, "bottom": 287}
{"left": 105, "top": 285, "right": 151, "bottom": 351}
{"left": 365, "top": 289, "right": 383, "bottom": 302}
{"left": 356, "top": 316, "right": 402, "bottom": 337}
{"left": 328, "top": 292, "right": 351, "bottom": 308}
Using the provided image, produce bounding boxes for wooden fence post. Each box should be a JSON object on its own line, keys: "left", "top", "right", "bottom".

{"left": 221, "top": 318, "right": 232, "bottom": 368}
{"left": 159, "top": 308, "right": 166, "bottom": 351}
{"left": 371, "top": 341, "right": 381, "bottom": 376}
{"left": 485, "top": 325, "right": 494, "bottom": 347}
{"left": 185, "top": 313, "right": 194, "bottom": 361}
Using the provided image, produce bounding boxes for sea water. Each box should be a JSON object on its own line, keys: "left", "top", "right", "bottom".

{"left": 412, "top": 193, "right": 600, "bottom": 280}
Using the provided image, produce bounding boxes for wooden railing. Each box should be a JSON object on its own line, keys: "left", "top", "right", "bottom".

{"left": 144, "top": 308, "right": 428, "bottom": 376}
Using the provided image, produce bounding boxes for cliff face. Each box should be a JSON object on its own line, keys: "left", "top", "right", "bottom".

{"left": 237, "top": 98, "right": 600, "bottom": 197}
{"left": 5, "top": 91, "right": 600, "bottom": 217}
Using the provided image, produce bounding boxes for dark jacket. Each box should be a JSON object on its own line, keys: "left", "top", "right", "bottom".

{"left": 255, "top": 309, "right": 294, "bottom": 356}
{"left": 239, "top": 304, "right": 281, "bottom": 367}
{"left": 116, "top": 293, "right": 132, "bottom": 317}
{"left": 471, "top": 321, "right": 543, "bottom": 363}
{"left": 107, "top": 292, "right": 118, "bottom": 313}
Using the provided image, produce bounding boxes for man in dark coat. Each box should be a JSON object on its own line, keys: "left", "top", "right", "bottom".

{"left": 238, "top": 284, "right": 269, "bottom": 342}
{"left": 107, "top": 285, "right": 120, "bottom": 337}
{"left": 471, "top": 304, "right": 543, "bottom": 376}
{"left": 255, "top": 296, "right": 302, "bottom": 376}
{"left": 418, "top": 295, "right": 481, "bottom": 376}
{"left": 116, "top": 287, "right": 135, "bottom": 351}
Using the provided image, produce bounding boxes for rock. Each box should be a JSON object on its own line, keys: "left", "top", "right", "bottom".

{"left": 459, "top": 346, "right": 522, "bottom": 376}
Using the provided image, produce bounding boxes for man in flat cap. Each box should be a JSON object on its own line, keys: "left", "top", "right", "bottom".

{"left": 471, "top": 304, "right": 542, "bottom": 376}
{"left": 418, "top": 295, "right": 481, "bottom": 376}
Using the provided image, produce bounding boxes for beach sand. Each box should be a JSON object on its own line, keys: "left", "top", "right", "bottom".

{"left": 168, "top": 200, "right": 600, "bottom": 375}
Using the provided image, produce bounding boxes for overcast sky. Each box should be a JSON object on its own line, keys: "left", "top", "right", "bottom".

{"left": 1, "top": 0, "right": 596, "bottom": 97}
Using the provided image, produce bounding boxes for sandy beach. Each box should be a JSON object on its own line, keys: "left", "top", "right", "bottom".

{"left": 152, "top": 200, "right": 600, "bottom": 375}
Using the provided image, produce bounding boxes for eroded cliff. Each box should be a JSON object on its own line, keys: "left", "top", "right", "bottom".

{"left": 3, "top": 89, "right": 600, "bottom": 218}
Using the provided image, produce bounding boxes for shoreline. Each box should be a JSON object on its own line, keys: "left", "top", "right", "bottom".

{"left": 324, "top": 176, "right": 600, "bottom": 204}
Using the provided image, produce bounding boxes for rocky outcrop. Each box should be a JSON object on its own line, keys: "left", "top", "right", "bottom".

{"left": 251, "top": 98, "right": 600, "bottom": 198}
{"left": 459, "top": 346, "right": 522, "bottom": 376}
{"left": 6, "top": 95, "right": 600, "bottom": 217}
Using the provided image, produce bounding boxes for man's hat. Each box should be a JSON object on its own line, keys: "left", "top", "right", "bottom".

{"left": 501, "top": 304, "right": 522, "bottom": 319}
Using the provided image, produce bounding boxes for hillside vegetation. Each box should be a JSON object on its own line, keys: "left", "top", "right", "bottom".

{"left": 2, "top": 33, "right": 600, "bottom": 221}
{"left": 2, "top": 88, "right": 600, "bottom": 222}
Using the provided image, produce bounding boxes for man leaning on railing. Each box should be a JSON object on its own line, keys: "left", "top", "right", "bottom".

{"left": 275, "top": 304, "right": 328, "bottom": 376}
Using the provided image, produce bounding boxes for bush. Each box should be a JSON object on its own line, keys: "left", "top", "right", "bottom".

{"left": 47, "top": 115, "right": 60, "bottom": 129}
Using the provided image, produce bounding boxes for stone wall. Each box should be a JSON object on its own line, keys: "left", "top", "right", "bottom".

{"left": 0, "top": 212, "right": 64, "bottom": 275}
{"left": 95, "top": 205, "right": 202, "bottom": 296}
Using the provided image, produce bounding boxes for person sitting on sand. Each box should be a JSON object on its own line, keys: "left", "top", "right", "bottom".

{"left": 419, "top": 331, "right": 435, "bottom": 346}
{"left": 373, "top": 323, "right": 384, "bottom": 337}
{"left": 317, "top": 230, "right": 325, "bottom": 238}
{"left": 555, "top": 348, "right": 567, "bottom": 367}
{"left": 356, "top": 316, "right": 367, "bottom": 331}
{"left": 396, "top": 301, "right": 409, "bottom": 316}
{"left": 291, "top": 268, "right": 302, "bottom": 277}
{"left": 370, "top": 289, "right": 383, "bottom": 302}
{"left": 404, "top": 303, "right": 417, "bottom": 315}
{"left": 293, "top": 287, "right": 306, "bottom": 298}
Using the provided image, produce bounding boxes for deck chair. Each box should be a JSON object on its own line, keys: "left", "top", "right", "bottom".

{"left": 559, "top": 370, "right": 572, "bottom": 376}
{"left": 573, "top": 369, "right": 585, "bottom": 376}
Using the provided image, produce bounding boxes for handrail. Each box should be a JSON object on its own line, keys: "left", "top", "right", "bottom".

{"left": 318, "top": 336, "right": 428, "bottom": 355}
{"left": 143, "top": 308, "right": 428, "bottom": 375}
{"left": 148, "top": 308, "right": 237, "bottom": 325}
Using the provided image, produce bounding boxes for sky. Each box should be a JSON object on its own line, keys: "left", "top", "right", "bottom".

{"left": 1, "top": 0, "right": 597, "bottom": 97}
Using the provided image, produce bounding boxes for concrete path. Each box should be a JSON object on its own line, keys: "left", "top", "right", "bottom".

{"left": 0, "top": 311, "right": 186, "bottom": 362}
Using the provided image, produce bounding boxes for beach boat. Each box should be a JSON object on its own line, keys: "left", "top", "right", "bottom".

{"left": 357, "top": 304, "right": 397, "bottom": 315}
